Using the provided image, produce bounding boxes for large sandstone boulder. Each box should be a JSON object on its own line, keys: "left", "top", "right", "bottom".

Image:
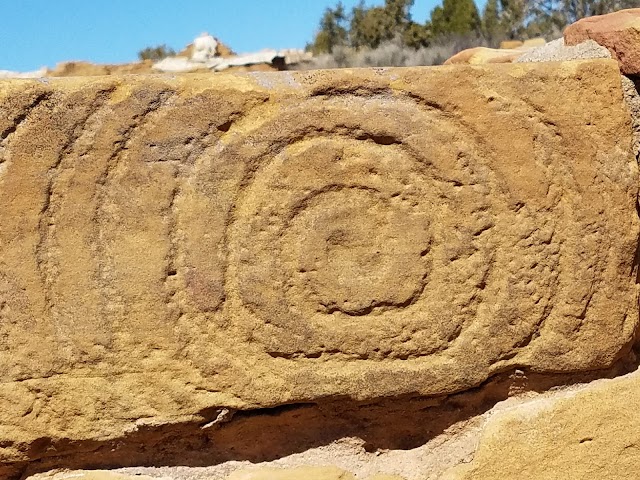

{"left": 564, "top": 8, "right": 640, "bottom": 74}
{"left": 0, "top": 60, "right": 637, "bottom": 478}
{"left": 25, "top": 370, "right": 640, "bottom": 479}
{"left": 440, "top": 369, "right": 640, "bottom": 479}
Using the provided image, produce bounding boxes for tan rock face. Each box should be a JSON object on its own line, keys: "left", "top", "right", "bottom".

{"left": 440, "top": 370, "right": 640, "bottom": 480}
{"left": 47, "top": 60, "right": 156, "bottom": 77}
{"left": 27, "top": 473, "right": 162, "bottom": 480}
{"left": 228, "top": 466, "right": 356, "bottom": 480}
{"left": 228, "top": 467, "right": 406, "bottom": 480}
{"left": 28, "top": 468, "right": 406, "bottom": 480}
{"left": 0, "top": 60, "right": 637, "bottom": 474}
{"left": 444, "top": 47, "right": 523, "bottom": 64}
{"left": 564, "top": 8, "right": 640, "bottom": 74}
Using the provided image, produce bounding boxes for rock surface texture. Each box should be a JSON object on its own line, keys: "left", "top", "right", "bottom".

{"left": 0, "top": 60, "right": 638, "bottom": 478}
{"left": 440, "top": 369, "right": 640, "bottom": 480}
{"left": 564, "top": 8, "right": 640, "bottom": 74}
{"left": 444, "top": 47, "right": 524, "bottom": 64}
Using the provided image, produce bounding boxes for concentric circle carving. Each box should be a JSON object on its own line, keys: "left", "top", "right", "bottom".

{"left": 223, "top": 94, "right": 559, "bottom": 359}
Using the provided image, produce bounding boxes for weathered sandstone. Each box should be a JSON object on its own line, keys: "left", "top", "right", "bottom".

{"left": 439, "top": 369, "right": 640, "bottom": 479}
{"left": 27, "top": 473, "right": 161, "bottom": 480}
{"left": 228, "top": 466, "right": 402, "bottom": 480}
{"left": 27, "top": 467, "right": 406, "bottom": 480}
{"left": 0, "top": 60, "right": 637, "bottom": 477}
{"left": 564, "top": 8, "right": 640, "bottom": 74}
{"left": 444, "top": 47, "right": 523, "bottom": 64}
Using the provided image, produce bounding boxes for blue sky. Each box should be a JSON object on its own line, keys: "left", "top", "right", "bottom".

{"left": 0, "top": 0, "right": 485, "bottom": 72}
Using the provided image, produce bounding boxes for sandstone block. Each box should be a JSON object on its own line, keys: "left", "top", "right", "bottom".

{"left": 0, "top": 60, "right": 637, "bottom": 473}
{"left": 564, "top": 8, "right": 640, "bottom": 74}
{"left": 444, "top": 47, "right": 523, "bottom": 64}
{"left": 440, "top": 370, "right": 640, "bottom": 479}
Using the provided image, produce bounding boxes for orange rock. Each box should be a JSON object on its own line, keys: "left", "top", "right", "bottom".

{"left": 216, "top": 40, "right": 235, "bottom": 57}
{"left": 564, "top": 8, "right": 640, "bottom": 74}
{"left": 444, "top": 47, "right": 524, "bottom": 65}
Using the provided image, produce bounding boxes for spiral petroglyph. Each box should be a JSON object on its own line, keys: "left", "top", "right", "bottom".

{"left": 223, "top": 93, "right": 563, "bottom": 360}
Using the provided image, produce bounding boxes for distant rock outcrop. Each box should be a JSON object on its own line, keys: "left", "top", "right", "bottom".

{"left": 446, "top": 39, "right": 546, "bottom": 65}
{"left": 444, "top": 47, "right": 524, "bottom": 64}
{"left": 178, "top": 35, "right": 235, "bottom": 59}
{"left": 153, "top": 33, "right": 312, "bottom": 73}
{"left": 0, "top": 34, "right": 310, "bottom": 78}
{"left": 500, "top": 38, "right": 546, "bottom": 50}
{"left": 564, "top": 8, "right": 640, "bottom": 74}
{"left": 48, "top": 60, "right": 156, "bottom": 76}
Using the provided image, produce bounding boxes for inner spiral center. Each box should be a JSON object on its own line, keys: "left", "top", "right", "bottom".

{"left": 289, "top": 188, "right": 430, "bottom": 315}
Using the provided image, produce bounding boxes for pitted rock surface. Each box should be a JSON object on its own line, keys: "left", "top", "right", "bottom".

{"left": 0, "top": 60, "right": 637, "bottom": 473}
{"left": 439, "top": 370, "right": 640, "bottom": 480}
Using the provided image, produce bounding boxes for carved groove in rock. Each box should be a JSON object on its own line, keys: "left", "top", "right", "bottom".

{"left": 221, "top": 92, "right": 586, "bottom": 368}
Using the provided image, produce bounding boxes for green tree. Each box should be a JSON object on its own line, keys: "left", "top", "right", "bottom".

{"left": 384, "top": 0, "right": 415, "bottom": 30}
{"left": 350, "top": 4, "right": 391, "bottom": 49}
{"left": 526, "top": 0, "right": 563, "bottom": 37}
{"left": 482, "top": 0, "right": 504, "bottom": 42}
{"left": 349, "top": 1, "right": 369, "bottom": 49}
{"left": 403, "top": 21, "right": 432, "bottom": 48}
{"left": 137, "top": 44, "right": 176, "bottom": 62}
{"left": 307, "top": 0, "right": 433, "bottom": 54}
{"left": 527, "top": 0, "right": 638, "bottom": 37}
{"left": 563, "top": 0, "right": 637, "bottom": 22}
{"left": 499, "top": 0, "right": 530, "bottom": 39}
{"left": 350, "top": 0, "right": 427, "bottom": 49}
{"left": 309, "top": 2, "right": 349, "bottom": 54}
{"left": 430, "top": 0, "right": 482, "bottom": 37}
